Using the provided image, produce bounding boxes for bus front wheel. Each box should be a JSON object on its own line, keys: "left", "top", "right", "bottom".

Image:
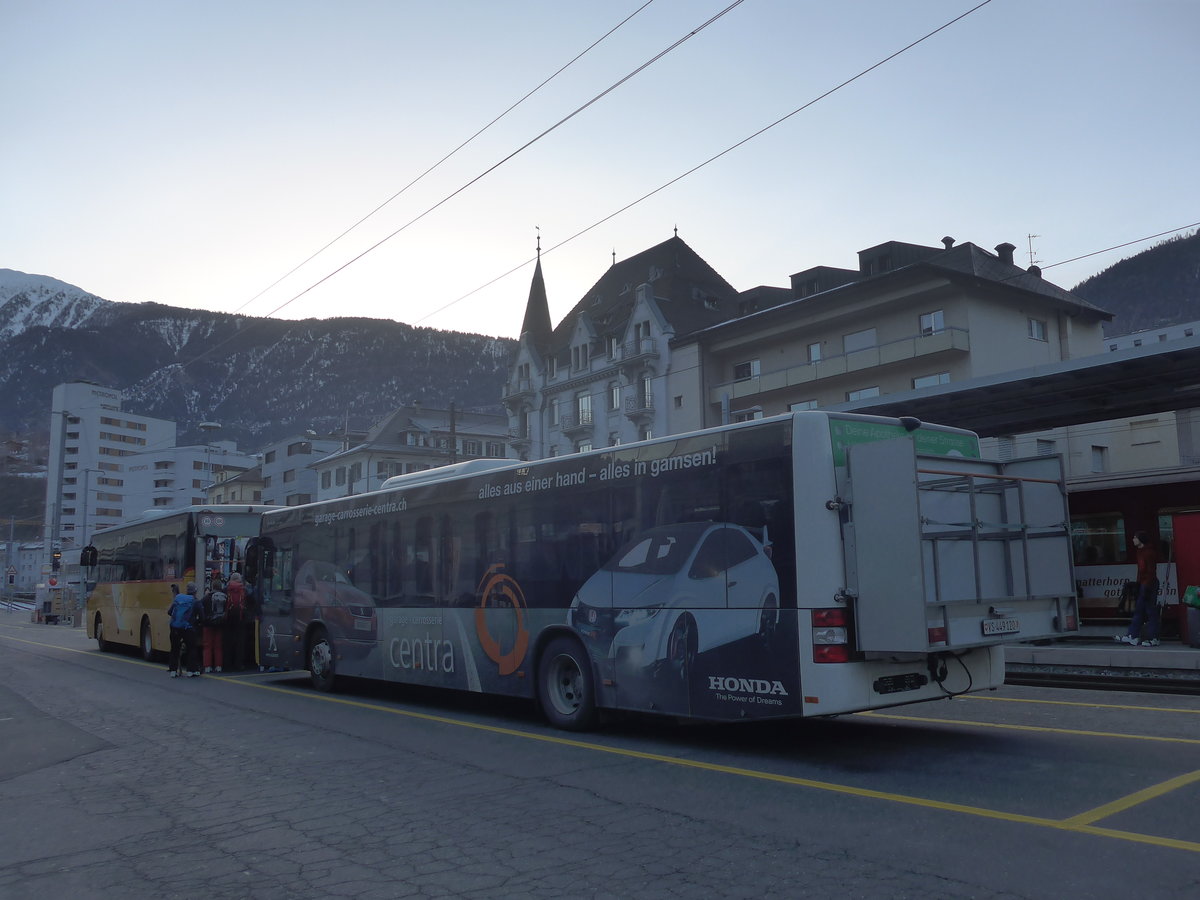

{"left": 537, "top": 636, "right": 596, "bottom": 731}
{"left": 95, "top": 614, "right": 110, "bottom": 652}
{"left": 309, "top": 628, "right": 336, "bottom": 692}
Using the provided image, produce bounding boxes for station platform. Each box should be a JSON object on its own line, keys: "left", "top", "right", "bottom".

{"left": 1006, "top": 624, "right": 1200, "bottom": 688}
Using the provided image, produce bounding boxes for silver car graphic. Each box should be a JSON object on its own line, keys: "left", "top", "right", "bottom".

{"left": 569, "top": 522, "right": 780, "bottom": 694}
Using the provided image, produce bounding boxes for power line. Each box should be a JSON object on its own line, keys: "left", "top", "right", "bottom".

{"left": 228, "top": 1, "right": 658, "bottom": 317}
{"left": 415, "top": 0, "right": 996, "bottom": 326}
{"left": 254, "top": 0, "right": 748, "bottom": 323}
{"left": 1041, "top": 222, "right": 1200, "bottom": 272}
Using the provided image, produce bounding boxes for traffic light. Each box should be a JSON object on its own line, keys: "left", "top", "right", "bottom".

{"left": 51, "top": 549, "right": 61, "bottom": 571}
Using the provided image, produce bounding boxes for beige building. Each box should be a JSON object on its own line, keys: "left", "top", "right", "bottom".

{"left": 680, "top": 238, "right": 1111, "bottom": 432}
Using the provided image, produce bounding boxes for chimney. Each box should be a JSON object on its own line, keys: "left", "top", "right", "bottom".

{"left": 995, "top": 242, "right": 1016, "bottom": 266}
{"left": 1027, "top": 265, "right": 1042, "bottom": 278}
{"left": 941, "top": 236, "right": 955, "bottom": 250}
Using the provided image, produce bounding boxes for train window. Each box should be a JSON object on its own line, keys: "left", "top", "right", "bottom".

{"left": 1071, "top": 513, "right": 1126, "bottom": 565}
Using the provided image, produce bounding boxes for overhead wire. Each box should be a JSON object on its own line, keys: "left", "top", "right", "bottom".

{"left": 252, "top": 0, "right": 748, "bottom": 323}
{"left": 175, "top": 0, "right": 745, "bottom": 376}
{"left": 228, "top": 0, "right": 658, "bottom": 316}
{"left": 414, "top": 0, "right": 997, "bottom": 326}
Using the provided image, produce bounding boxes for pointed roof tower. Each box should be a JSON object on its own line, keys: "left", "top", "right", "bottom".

{"left": 519, "top": 243, "right": 552, "bottom": 352}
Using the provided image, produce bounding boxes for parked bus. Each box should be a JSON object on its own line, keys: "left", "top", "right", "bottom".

{"left": 250, "top": 412, "right": 1078, "bottom": 730}
{"left": 85, "top": 506, "right": 270, "bottom": 659}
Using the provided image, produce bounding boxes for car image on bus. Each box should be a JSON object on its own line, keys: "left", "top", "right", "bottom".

{"left": 249, "top": 411, "right": 1078, "bottom": 730}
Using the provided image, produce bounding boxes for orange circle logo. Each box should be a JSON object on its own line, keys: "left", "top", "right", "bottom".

{"left": 474, "top": 564, "right": 530, "bottom": 676}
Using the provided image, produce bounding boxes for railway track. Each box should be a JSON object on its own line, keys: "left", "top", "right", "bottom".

{"left": 1005, "top": 668, "right": 1200, "bottom": 695}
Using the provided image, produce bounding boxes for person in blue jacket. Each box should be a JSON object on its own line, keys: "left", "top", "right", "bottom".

{"left": 167, "top": 582, "right": 202, "bottom": 677}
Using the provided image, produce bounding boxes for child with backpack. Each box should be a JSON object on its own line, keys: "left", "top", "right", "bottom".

{"left": 201, "top": 579, "right": 229, "bottom": 673}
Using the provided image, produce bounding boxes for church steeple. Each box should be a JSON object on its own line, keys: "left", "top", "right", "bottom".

{"left": 519, "top": 245, "right": 552, "bottom": 348}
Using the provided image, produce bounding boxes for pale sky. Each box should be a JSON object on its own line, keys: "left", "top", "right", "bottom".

{"left": 4, "top": 0, "right": 1197, "bottom": 339}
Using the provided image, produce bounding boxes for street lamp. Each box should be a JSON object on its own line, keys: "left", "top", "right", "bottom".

{"left": 199, "top": 422, "right": 221, "bottom": 494}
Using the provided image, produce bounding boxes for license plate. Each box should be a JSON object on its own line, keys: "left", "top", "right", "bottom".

{"left": 982, "top": 617, "right": 1020, "bottom": 636}
{"left": 354, "top": 619, "right": 373, "bottom": 632}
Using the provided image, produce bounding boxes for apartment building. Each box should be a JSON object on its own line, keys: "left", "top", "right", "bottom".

{"left": 260, "top": 434, "right": 341, "bottom": 506}
{"left": 312, "top": 405, "right": 509, "bottom": 501}
{"left": 46, "top": 382, "right": 176, "bottom": 551}
{"left": 682, "top": 238, "right": 1111, "bottom": 432}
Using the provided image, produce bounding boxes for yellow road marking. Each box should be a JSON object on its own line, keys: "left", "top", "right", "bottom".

{"left": 1062, "top": 770, "right": 1200, "bottom": 826}
{"left": 859, "top": 710, "right": 1200, "bottom": 745}
{"left": 4, "top": 628, "right": 1200, "bottom": 854}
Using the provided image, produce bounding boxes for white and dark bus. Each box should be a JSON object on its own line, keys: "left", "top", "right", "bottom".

{"left": 250, "top": 412, "right": 1078, "bottom": 730}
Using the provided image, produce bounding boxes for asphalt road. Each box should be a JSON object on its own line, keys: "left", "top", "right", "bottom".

{"left": 2, "top": 609, "right": 1198, "bottom": 899}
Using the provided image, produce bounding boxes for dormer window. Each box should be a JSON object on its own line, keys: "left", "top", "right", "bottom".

{"left": 547, "top": 356, "right": 557, "bottom": 378}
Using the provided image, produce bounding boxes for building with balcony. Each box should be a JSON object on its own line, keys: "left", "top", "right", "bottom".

{"left": 505, "top": 236, "right": 760, "bottom": 459}
{"left": 312, "top": 404, "right": 509, "bottom": 501}
{"left": 682, "top": 238, "right": 1111, "bottom": 431}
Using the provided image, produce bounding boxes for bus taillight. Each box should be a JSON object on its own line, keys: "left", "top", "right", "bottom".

{"left": 812, "top": 608, "right": 849, "bottom": 663}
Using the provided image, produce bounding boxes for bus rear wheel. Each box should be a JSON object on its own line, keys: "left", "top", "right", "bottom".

{"left": 309, "top": 628, "right": 336, "bottom": 692}
{"left": 140, "top": 618, "right": 154, "bottom": 661}
{"left": 537, "top": 636, "right": 596, "bottom": 731}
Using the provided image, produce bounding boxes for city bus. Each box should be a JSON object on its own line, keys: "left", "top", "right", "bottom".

{"left": 85, "top": 505, "right": 270, "bottom": 659}
{"left": 250, "top": 412, "right": 1078, "bottom": 730}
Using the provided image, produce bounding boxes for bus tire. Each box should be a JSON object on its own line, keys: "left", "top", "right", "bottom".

{"left": 537, "top": 636, "right": 596, "bottom": 731}
{"left": 667, "top": 614, "right": 696, "bottom": 683}
{"left": 308, "top": 627, "right": 336, "bottom": 693}
{"left": 95, "top": 613, "right": 111, "bottom": 652}
{"left": 140, "top": 618, "right": 155, "bottom": 661}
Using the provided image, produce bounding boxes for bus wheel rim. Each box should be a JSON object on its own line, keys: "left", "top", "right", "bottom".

{"left": 547, "top": 653, "right": 582, "bottom": 716}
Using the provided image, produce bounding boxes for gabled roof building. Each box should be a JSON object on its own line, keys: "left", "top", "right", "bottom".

{"left": 504, "top": 236, "right": 765, "bottom": 459}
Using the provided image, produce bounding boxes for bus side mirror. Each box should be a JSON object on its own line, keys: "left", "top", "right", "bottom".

{"left": 80, "top": 546, "right": 98, "bottom": 568}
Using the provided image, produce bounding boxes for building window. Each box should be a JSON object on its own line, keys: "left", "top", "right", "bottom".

{"left": 264, "top": 450, "right": 277, "bottom": 464}
{"left": 733, "top": 359, "right": 761, "bottom": 381}
{"left": 550, "top": 401, "right": 560, "bottom": 427}
{"left": 846, "top": 386, "right": 880, "bottom": 401}
{"left": 996, "top": 436, "right": 1015, "bottom": 460}
{"left": 463, "top": 440, "right": 480, "bottom": 456}
{"left": 577, "top": 441, "right": 593, "bottom": 453}
{"left": 732, "top": 408, "right": 763, "bottom": 423}
{"left": 576, "top": 392, "right": 593, "bottom": 425}
{"left": 609, "top": 433, "right": 621, "bottom": 446}
{"left": 807, "top": 342, "right": 822, "bottom": 364}
{"left": 639, "top": 375, "right": 653, "bottom": 409}
{"left": 283, "top": 469, "right": 296, "bottom": 483}
{"left": 609, "top": 382, "right": 620, "bottom": 411}
{"left": 912, "top": 372, "right": 950, "bottom": 389}
{"left": 639, "top": 427, "right": 653, "bottom": 442}
{"left": 673, "top": 395, "right": 683, "bottom": 409}
{"left": 1036, "top": 439, "right": 1056, "bottom": 456}
{"left": 920, "top": 310, "right": 945, "bottom": 336}
{"left": 843, "top": 328, "right": 876, "bottom": 353}
{"left": 606, "top": 336, "right": 618, "bottom": 359}
{"left": 486, "top": 442, "right": 504, "bottom": 457}
{"left": 335, "top": 467, "right": 346, "bottom": 486}
{"left": 547, "top": 356, "right": 557, "bottom": 378}
{"left": 262, "top": 475, "right": 272, "bottom": 488}
{"left": 321, "top": 471, "right": 331, "bottom": 489}
{"left": 1029, "top": 318, "right": 1047, "bottom": 341}
{"left": 287, "top": 442, "right": 309, "bottom": 456}
{"left": 1091, "top": 445, "right": 1107, "bottom": 473}
{"left": 789, "top": 399, "right": 818, "bottom": 411}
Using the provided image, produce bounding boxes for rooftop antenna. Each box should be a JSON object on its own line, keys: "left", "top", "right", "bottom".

{"left": 536, "top": 225, "right": 541, "bottom": 258}
{"left": 612, "top": 248, "right": 616, "bottom": 267}
{"left": 1026, "top": 233, "right": 1042, "bottom": 267}
{"left": 674, "top": 224, "right": 678, "bottom": 238}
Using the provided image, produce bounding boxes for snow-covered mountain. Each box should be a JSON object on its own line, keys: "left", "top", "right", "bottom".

{"left": 0, "top": 269, "right": 516, "bottom": 446}
{"left": 0, "top": 268, "right": 110, "bottom": 340}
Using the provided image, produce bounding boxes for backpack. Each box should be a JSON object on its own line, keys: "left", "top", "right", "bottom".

{"left": 206, "top": 590, "right": 228, "bottom": 625}
{"left": 226, "top": 582, "right": 246, "bottom": 623}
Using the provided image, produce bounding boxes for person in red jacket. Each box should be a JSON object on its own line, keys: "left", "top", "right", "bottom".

{"left": 1117, "top": 532, "right": 1162, "bottom": 646}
